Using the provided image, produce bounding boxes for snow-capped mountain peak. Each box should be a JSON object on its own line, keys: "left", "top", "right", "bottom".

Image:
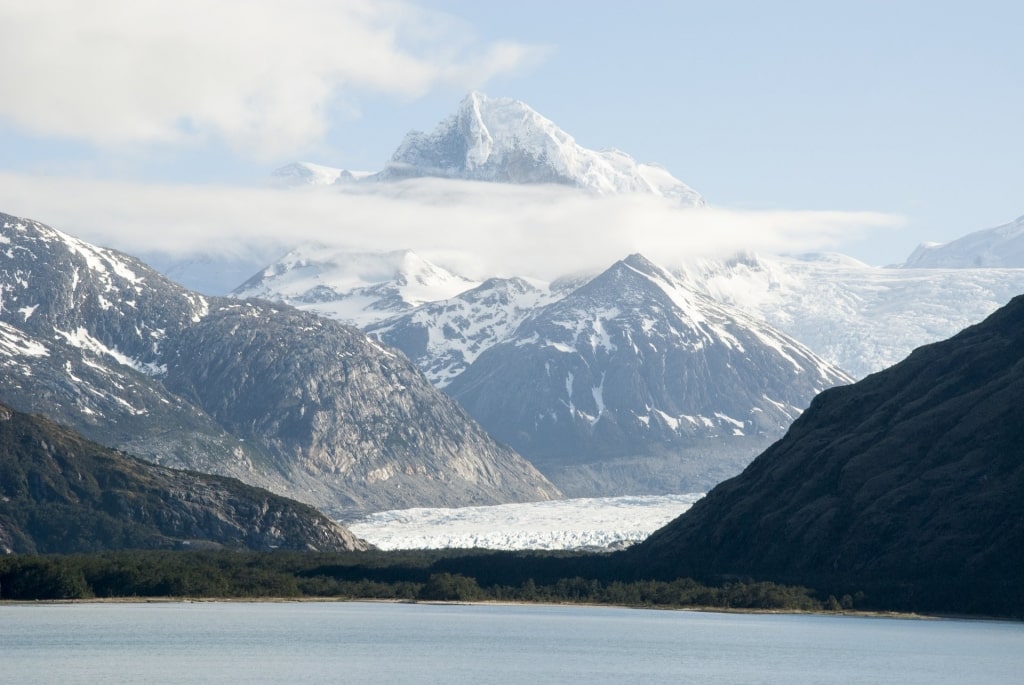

{"left": 389, "top": 91, "right": 572, "bottom": 175}
{"left": 619, "top": 252, "right": 679, "bottom": 285}
{"left": 438, "top": 252, "right": 850, "bottom": 496}
{"left": 0, "top": 211, "right": 560, "bottom": 515}
{"left": 903, "top": 214, "right": 1024, "bottom": 268}
{"left": 370, "top": 92, "right": 704, "bottom": 205}
{"left": 268, "top": 93, "right": 703, "bottom": 204}
{"left": 231, "top": 246, "right": 480, "bottom": 327}
{"left": 671, "top": 249, "right": 1024, "bottom": 379}
{"left": 365, "top": 275, "right": 559, "bottom": 387}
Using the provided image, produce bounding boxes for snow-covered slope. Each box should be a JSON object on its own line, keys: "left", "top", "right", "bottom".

{"left": 440, "top": 254, "right": 849, "bottom": 496}
{"left": 904, "top": 214, "right": 1024, "bottom": 268}
{"left": 344, "top": 493, "right": 703, "bottom": 551}
{"left": 677, "top": 252, "right": 1024, "bottom": 379}
{"left": 269, "top": 93, "right": 703, "bottom": 204}
{"left": 372, "top": 92, "right": 704, "bottom": 205}
{"left": 365, "top": 276, "right": 559, "bottom": 387}
{"left": 233, "top": 249, "right": 850, "bottom": 497}
{"left": 232, "top": 246, "right": 480, "bottom": 327}
{"left": 270, "top": 162, "right": 371, "bottom": 187}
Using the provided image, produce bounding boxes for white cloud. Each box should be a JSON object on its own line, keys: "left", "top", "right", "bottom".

{"left": 0, "top": 1, "right": 546, "bottom": 158}
{"left": 0, "top": 172, "right": 903, "bottom": 281}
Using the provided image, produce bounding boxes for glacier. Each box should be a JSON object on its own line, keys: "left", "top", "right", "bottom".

{"left": 344, "top": 493, "right": 703, "bottom": 551}
{"left": 676, "top": 252, "right": 1024, "bottom": 378}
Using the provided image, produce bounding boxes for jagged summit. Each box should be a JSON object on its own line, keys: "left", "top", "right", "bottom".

{"left": 373, "top": 92, "right": 703, "bottom": 204}
{"left": 442, "top": 252, "right": 850, "bottom": 495}
{"left": 365, "top": 275, "right": 556, "bottom": 387}
{"left": 273, "top": 92, "right": 703, "bottom": 204}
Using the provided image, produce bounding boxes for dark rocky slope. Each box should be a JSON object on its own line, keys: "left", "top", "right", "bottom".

{"left": 630, "top": 296, "right": 1024, "bottom": 616}
{"left": 0, "top": 403, "right": 369, "bottom": 554}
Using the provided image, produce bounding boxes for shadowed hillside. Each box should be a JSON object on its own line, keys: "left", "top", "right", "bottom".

{"left": 630, "top": 296, "right": 1024, "bottom": 617}
{"left": 0, "top": 403, "right": 370, "bottom": 554}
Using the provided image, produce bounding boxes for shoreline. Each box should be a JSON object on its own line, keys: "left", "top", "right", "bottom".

{"left": 0, "top": 596, "right": 973, "bottom": 621}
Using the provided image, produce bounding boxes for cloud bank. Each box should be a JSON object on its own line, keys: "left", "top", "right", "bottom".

{"left": 0, "top": 172, "right": 903, "bottom": 281}
{"left": 0, "top": 1, "right": 545, "bottom": 158}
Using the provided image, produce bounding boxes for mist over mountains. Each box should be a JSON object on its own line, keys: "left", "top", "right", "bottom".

{"left": 277, "top": 92, "right": 705, "bottom": 206}
{"left": 3, "top": 90, "right": 1023, "bottom": 568}
{"left": 246, "top": 95, "right": 1024, "bottom": 384}
{"left": 229, "top": 93, "right": 1024, "bottom": 498}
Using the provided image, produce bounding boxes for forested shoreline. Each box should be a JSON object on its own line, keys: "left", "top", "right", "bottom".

{"left": 0, "top": 549, "right": 830, "bottom": 612}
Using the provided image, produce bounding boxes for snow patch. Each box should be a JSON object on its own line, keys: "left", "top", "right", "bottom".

{"left": 590, "top": 372, "right": 606, "bottom": 426}
{"left": 54, "top": 327, "right": 166, "bottom": 376}
{"left": 0, "top": 322, "right": 49, "bottom": 358}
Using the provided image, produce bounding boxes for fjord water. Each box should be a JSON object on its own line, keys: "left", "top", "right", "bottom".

{"left": 3, "top": 602, "right": 1021, "bottom": 684}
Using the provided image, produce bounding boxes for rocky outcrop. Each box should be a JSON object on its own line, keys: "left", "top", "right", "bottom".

{"left": 161, "top": 301, "right": 560, "bottom": 513}
{"left": 0, "top": 403, "right": 370, "bottom": 554}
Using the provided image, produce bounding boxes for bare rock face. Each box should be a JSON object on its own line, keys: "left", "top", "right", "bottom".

{"left": 0, "top": 402, "right": 370, "bottom": 554}
{"left": 0, "top": 212, "right": 559, "bottom": 516}
{"left": 161, "top": 302, "right": 560, "bottom": 513}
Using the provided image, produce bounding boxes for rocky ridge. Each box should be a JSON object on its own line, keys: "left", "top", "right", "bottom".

{"left": 439, "top": 254, "right": 850, "bottom": 495}
{"left": 0, "top": 212, "right": 559, "bottom": 516}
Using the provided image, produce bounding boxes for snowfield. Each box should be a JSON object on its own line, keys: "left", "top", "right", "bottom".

{"left": 343, "top": 493, "right": 704, "bottom": 551}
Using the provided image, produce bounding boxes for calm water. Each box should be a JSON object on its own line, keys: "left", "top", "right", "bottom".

{"left": 1, "top": 602, "right": 1021, "bottom": 684}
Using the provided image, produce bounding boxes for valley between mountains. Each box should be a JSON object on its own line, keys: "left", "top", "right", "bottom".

{"left": 2, "top": 92, "right": 1023, "bottom": 618}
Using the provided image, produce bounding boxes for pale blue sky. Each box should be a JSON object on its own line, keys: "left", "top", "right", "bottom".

{"left": 0, "top": 1, "right": 1021, "bottom": 271}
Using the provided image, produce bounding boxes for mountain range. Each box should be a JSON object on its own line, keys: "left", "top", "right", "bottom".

{"left": 438, "top": 255, "right": 849, "bottom": 495}
{"left": 240, "top": 232, "right": 1024, "bottom": 384}
{"left": 240, "top": 239, "right": 1024, "bottom": 382}
{"left": 237, "top": 93, "right": 1024, "bottom": 502}
{"left": 0, "top": 212, "right": 559, "bottom": 517}
{"left": 286, "top": 251, "right": 849, "bottom": 496}
{"left": 631, "top": 294, "right": 1024, "bottom": 616}
{"left": 233, "top": 229, "right": 1024, "bottom": 496}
